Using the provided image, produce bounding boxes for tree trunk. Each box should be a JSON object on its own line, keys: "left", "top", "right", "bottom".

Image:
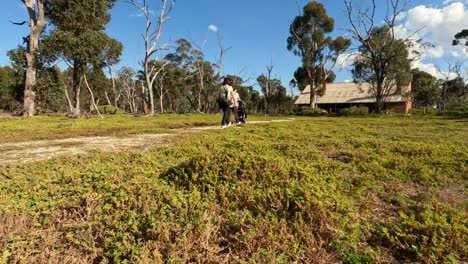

{"left": 108, "top": 65, "right": 119, "bottom": 108}
{"left": 63, "top": 84, "right": 74, "bottom": 113}
{"left": 375, "top": 82, "right": 384, "bottom": 114}
{"left": 83, "top": 73, "right": 103, "bottom": 119}
{"left": 105, "top": 91, "right": 112, "bottom": 106}
{"left": 23, "top": 0, "right": 46, "bottom": 117}
{"left": 141, "top": 82, "right": 148, "bottom": 115}
{"left": 309, "top": 80, "right": 317, "bottom": 109}
{"left": 144, "top": 60, "right": 155, "bottom": 115}
{"left": 72, "top": 64, "right": 82, "bottom": 117}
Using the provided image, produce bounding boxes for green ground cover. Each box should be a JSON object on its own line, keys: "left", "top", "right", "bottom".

{"left": 0, "top": 116, "right": 466, "bottom": 263}
{"left": 0, "top": 114, "right": 279, "bottom": 144}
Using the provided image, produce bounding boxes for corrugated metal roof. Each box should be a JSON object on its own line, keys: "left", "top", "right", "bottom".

{"left": 294, "top": 82, "right": 409, "bottom": 105}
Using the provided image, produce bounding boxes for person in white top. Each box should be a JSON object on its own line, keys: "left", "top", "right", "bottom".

{"left": 230, "top": 88, "right": 241, "bottom": 124}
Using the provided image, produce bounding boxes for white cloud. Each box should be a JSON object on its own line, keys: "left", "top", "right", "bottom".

{"left": 443, "top": 0, "right": 468, "bottom": 5}
{"left": 427, "top": 46, "right": 445, "bottom": 58}
{"left": 451, "top": 51, "right": 461, "bottom": 57}
{"left": 208, "top": 24, "right": 218, "bottom": 32}
{"left": 412, "top": 60, "right": 460, "bottom": 80}
{"left": 398, "top": 2, "right": 468, "bottom": 58}
{"left": 395, "top": 1, "right": 468, "bottom": 78}
{"left": 336, "top": 52, "right": 359, "bottom": 68}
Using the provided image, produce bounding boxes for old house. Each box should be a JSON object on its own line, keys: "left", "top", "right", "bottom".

{"left": 294, "top": 82, "right": 412, "bottom": 114}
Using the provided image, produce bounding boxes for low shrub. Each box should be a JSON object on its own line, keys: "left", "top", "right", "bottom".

{"left": 94, "top": 105, "right": 123, "bottom": 115}
{"left": 293, "top": 106, "right": 327, "bottom": 116}
{"left": 340, "top": 106, "right": 369, "bottom": 116}
{"left": 410, "top": 107, "right": 438, "bottom": 115}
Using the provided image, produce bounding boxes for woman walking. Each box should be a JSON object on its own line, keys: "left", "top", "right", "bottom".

{"left": 218, "top": 77, "right": 233, "bottom": 128}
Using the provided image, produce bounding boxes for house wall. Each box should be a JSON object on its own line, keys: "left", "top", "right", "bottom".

{"left": 312, "top": 102, "right": 409, "bottom": 114}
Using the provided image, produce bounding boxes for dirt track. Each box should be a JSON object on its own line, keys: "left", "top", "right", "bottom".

{"left": 0, "top": 119, "right": 293, "bottom": 164}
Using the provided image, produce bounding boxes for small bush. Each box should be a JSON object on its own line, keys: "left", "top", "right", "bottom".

{"left": 293, "top": 106, "right": 327, "bottom": 116}
{"left": 340, "top": 106, "right": 369, "bottom": 116}
{"left": 443, "top": 101, "right": 468, "bottom": 118}
{"left": 94, "top": 105, "right": 123, "bottom": 115}
{"left": 409, "top": 108, "right": 438, "bottom": 115}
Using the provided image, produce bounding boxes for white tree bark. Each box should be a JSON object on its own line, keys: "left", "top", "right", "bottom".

{"left": 21, "top": 0, "right": 46, "bottom": 116}
{"left": 127, "top": 0, "right": 175, "bottom": 115}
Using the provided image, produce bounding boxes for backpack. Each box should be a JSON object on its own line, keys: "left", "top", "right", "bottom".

{"left": 217, "top": 85, "right": 230, "bottom": 106}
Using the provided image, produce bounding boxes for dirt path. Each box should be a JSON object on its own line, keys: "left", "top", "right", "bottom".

{"left": 0, "top": 119, "right": 293, "bottom": 164}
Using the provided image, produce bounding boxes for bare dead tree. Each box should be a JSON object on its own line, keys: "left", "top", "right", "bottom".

{"left": 15, "top": 0, "right": 47, "bottom": 116}
{"left": 215, "top": 32, "right": 232, "bottom": 77}
{"left": 127, "top": 0, "right": 175, "bottom": 115}
{"left": 265, "top": 60, "right": 274, "bottom": 114}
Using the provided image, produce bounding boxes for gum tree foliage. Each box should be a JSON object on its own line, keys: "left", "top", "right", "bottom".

{"left": 287, "top": 1, "right": 350, "bottom": 108}
{"left": 6, "top": 45, "right": 64, "bottom": 113}
{"left": 43, "top": 0, "right": 122, "bottom": 117}
{"left": 452, "top": 29, "right": 468, "bottom": 51}
{"left": 165, "top": 38, "right": 217, "bottom": 113}
{"left": 6, "top": 47, "right": 27, "bottom": 105}
{"left": 257, "top": 75, "right": 292, "bottom": 115}
{"left": 441, "top": 77, "right": 467, "bottom": 109}
{"left": 0, "top": 66, "right": 21, "bottom": 111}
{"left": 411, "top": 69, "right": 439, "bottom": 109}
{"left": 293, "top": 66, "right": 335, "bottom": 93}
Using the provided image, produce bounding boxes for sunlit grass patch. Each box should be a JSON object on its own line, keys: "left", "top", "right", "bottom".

{"left": 0, "top": 114, "right": 287, "bottom": 143}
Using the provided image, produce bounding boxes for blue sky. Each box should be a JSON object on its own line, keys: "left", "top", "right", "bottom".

{"left": 1, "top": 0, "right": 467, "bottom": 93}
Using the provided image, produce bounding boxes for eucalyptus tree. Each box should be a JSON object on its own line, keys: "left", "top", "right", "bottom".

{"left": 12, "top": 0, "right": 47, "bottom": 116}
{"left": 411, "top": 69, "right": 439, "bottom": 111}
{"left": 116, "top": 66, "right": 139, "bottom": 113}
{"left": 293, "top": 66, "right": 335, "bottom": 93}
{"left": 257, "top": 75, "right": 290, "bottom": 115}
{"left": 165, "top": 38, "right": 216, "bottom": 113}
{"left": 6, "top": 47, "right": 27, "bottom": 105}
{"left": 287, "top": 1, "right": 350, "bottom": 108}
{"left": 345, "top": 0, "right": 411, "bottom": 114}
{"left": 43, "top": 0, "right": 122, "bottom": 117}
{"left": 0, "top": 66, "right": 20, "bottom": 111}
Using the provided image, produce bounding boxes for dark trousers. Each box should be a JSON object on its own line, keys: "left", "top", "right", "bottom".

{"left": 220, "top": 102, "right": 230, "bottom": 126}
{"left": 230, "top": 106, "right": 239, "bottom": 123}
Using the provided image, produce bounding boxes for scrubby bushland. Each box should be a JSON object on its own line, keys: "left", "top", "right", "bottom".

{"left": 0, "top": 117, "right": 467, "bottom": 263}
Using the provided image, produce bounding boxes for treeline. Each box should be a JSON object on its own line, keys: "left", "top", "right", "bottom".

{"left": 0, "top": 42, "right": 294, "bottom": 116}
{"left": 1, "top": 0, "right": 466, "bottom": 117}
{"left": 0, "top": 0, "right": 294, "bottom": 117}
{"left": 412, "top": 69, "right": 467, "bottom": 112}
